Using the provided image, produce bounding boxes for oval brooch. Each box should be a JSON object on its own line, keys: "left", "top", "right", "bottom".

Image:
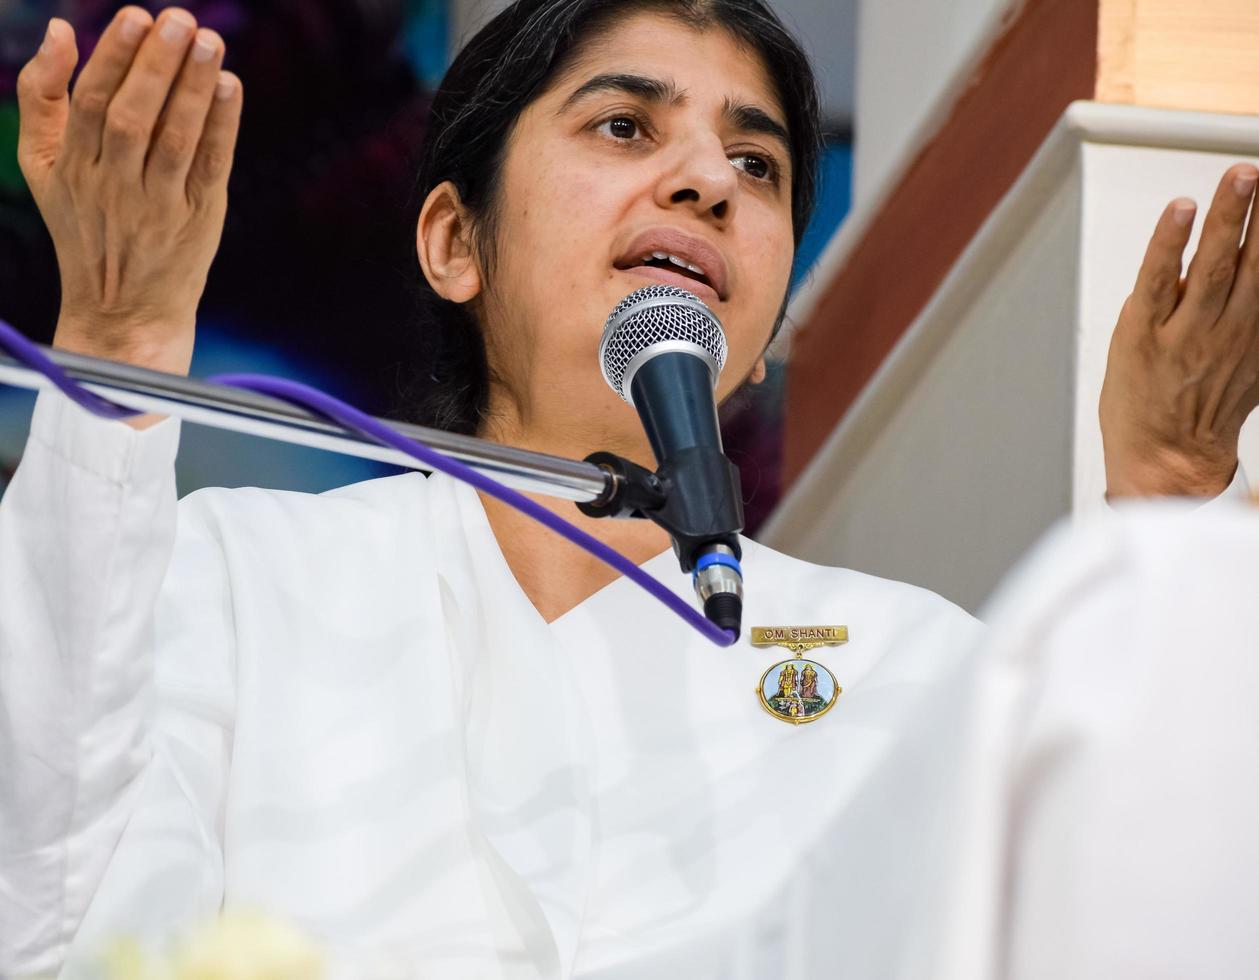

{"left": 757, "top": 657, "right": 841, "bottom": 725}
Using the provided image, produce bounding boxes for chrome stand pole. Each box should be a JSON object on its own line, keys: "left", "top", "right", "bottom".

{"left": 0, "top": 347, "right": 611, "bottom": 504}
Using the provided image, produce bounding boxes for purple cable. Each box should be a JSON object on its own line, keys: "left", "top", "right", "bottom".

{"left": 0, "top": 318, "right": 736, "bottom": 647}
{"left": 0, "top": 319, "right": 140, "bottom": 421}
{"left": 211, "top": 373, "right": 736, "bottom": 647}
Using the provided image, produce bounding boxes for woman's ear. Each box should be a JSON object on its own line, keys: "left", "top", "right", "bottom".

{"left": 749, "top": 357, "right": 767, "bottom": 385}
{"left": 416, "top": 180, "right": 482, "bottom": 303}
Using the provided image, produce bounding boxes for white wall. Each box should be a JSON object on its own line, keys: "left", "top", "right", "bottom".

{"left": 764, "top": 103, "right": 1259, "bottom": 613}
{"left": 765, "top": 119, "right": 1082, "bottom": 612}
{"left": 852, "top": 0, "right": 1019, "bottom": 205}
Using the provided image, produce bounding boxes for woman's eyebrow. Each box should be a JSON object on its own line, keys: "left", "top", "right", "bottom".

{"left": 724, "top": 99, "right": 791, "bottom": 157}
{"left": 558, "top": 72, "right": 683, "bottom": 113}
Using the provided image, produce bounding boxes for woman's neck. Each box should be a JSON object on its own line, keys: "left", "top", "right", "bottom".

{"left": 475, "top": 391, "right": 672, "bottom": 623}
{"left": 478, "top": 489, "right": 672, "bottom": 623}
{"left": 481, "top": 410, "right": 654, "bottom": 470}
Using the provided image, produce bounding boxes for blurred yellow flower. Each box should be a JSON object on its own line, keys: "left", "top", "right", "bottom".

{"left": 100, "top": 938, "right": 167, "bottom": 980}
{"left": 103, "top": 912, "right": 324, "bottom": 980}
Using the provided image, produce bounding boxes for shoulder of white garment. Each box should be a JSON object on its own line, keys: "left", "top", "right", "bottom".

{"left": 32, "top": 390, "right": 981, "bottom": 656}
{"left": 939, "top": 487, "right": 1259, "bottom": 980}
{"left": 740, "top": 535, "right": 984, "bottom": 688}
{"left": 28, "top": 389, "right": 983, "bottom": 634}
{"left": 746, "top": 535, "right": 979, "bottom": 625}
{"left": 980, "top": 496, "right": 1259, "bottom": 660}
{"left": 176, "top": 460, "right": 979, "bottom": 634}
{"left": 175, "top": 468, "right": 436, "bottom": 573}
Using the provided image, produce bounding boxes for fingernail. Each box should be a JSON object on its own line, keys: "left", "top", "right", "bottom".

{"left": 192, "top": 29, "right": 218, "bottom": 63}
{"left": 40, "top": 18, "right": 64, "bottom": 53}
{"left": 119, "top": 9, "right": 149, "bottom": 44}
{"left": 1234, "top": 169, "right": 1258, "bottom": 197}
{"left": 159, "top": 9, "right": 195, "bottom": 44}
{"left": 1172, "top": 199, "right": 1197, "bottom": 227}
{"left": 214, "top": 72, "right": 237, "bottom": 100}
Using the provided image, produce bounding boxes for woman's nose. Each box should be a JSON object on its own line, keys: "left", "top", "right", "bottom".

{"left": 654, "top": 134, "right": 739, "bottom": 223}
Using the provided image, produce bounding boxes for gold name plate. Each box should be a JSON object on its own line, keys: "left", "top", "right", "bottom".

{"left": 751, "top": 625, "right": 848, "bottom": 653}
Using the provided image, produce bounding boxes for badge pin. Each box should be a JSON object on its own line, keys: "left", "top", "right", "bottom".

{"left": 751, "top": 626, "right": 847, "bottom": 725}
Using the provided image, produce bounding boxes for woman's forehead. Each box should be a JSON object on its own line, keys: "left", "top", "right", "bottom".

{"left": 544, "top": 11, "right": 785, "bottom": 117}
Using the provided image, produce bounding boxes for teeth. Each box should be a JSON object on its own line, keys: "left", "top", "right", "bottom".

{"left": 637, "top": 250, "right": 708, "bottom": 282}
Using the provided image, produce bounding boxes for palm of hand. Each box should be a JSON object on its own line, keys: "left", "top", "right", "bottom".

{"left": 14, "top": 8, "right": 242, "bottom": 375}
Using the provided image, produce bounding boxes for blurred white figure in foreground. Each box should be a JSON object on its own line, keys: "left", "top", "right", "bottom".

{"left": 927, "top": 498, "right": 1259, "bottom": 980}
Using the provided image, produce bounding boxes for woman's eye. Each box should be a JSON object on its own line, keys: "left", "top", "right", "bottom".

{"left": 731, "top": 153, "right": 775, "bottom": 182}
{"left": 599, "top": 116, "right": 641, "bottom": 140}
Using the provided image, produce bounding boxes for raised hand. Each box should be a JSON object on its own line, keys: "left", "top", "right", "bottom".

{"left": 1100, "top": 163, "right": 1259, "bottom": 498}
{"left": 15, "top": 7, "right": 242, "bottom": 378}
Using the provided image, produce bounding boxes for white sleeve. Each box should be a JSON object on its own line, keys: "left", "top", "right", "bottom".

{"left": 932, "top": 505, "right": 1259, "bottom": 980}
{"left": 0, "top": 393, "right": 235, "bottom": 977}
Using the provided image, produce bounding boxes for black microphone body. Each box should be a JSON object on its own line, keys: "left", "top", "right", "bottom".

{"left": 629, "top": 352, "right": 744, "bottom": 572}
{"left": 586, "top": 284, "right": 746, "bottom": 639}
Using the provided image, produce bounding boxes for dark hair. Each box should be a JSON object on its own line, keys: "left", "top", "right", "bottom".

{"left": 410, "top": 0, "right": 822, "bottom": 434}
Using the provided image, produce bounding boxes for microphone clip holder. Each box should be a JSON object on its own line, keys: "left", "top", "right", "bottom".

{"left": 577, "top": 451, "right": 667, "bottom": 520}
{"left": 578, "top": 449, "right": 742, "bottom": 563}
{"left": 578, "top": 449, "right": 745, "bottom": 640}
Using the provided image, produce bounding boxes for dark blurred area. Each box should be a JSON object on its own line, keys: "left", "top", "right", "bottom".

{"left": 1, "top": 0, "right": 434, "bottom": 411}
{"left": 0, "top": 0, "right": 850, "bottom": 530}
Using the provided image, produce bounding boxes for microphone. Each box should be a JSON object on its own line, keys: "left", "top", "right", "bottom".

{"left": 593, "top": 284, "right": 745, "bottom": 639}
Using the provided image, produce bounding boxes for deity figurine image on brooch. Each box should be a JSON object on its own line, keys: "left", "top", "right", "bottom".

{"left": 757, "top": 656, "right": 840, "bottom": 724}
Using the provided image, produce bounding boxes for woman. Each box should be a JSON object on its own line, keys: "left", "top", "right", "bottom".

{"left": 2, "top": 1, "right": 1256, "bottom": 977}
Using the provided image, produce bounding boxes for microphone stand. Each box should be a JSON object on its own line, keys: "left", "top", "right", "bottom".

{"left": 0, "top": 345, "right": 610, "bottom": 503}
{"left": 0, "top": 339, "right": 737, "bottom": 638}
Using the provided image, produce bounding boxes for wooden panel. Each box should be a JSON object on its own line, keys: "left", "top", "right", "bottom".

{"left": 782, "top": 0, "right": 1099, "bottom": 484}
{"left": 1098, "top": 0, "right": 1259, "bottom": 115}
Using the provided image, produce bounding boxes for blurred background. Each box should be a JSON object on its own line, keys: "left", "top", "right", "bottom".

{"left": 0, "top": 0, "right": 856, "bottom": 533}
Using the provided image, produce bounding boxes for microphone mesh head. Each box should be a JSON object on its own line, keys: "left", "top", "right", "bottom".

{"left": 599, "top": 284, "right": 727, "bottom": 403}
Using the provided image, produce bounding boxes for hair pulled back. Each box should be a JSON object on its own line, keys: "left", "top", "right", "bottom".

{"left": 410, "top": 0, "right": 822, "bottom": 434}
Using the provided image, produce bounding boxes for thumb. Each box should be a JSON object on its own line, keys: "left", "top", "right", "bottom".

{"left": 15, "top": 19, "right": 80, "bottom": 196}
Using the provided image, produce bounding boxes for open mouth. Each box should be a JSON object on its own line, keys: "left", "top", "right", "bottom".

{"left": 635, "top": 252, "right": 713, "bottom": 289}
{"left": 617, "top": 252, "right": 717, "bottom": 296}
{"left": 613, "top": 230, "right": 728, "bottom": 303}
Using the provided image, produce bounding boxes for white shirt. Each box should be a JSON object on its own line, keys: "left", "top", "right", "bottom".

{"left": 923, "top": 499, "right": 1259, "bottom": 980}
{"left": 0, "top": 393, "right": 980, "bottom": 979}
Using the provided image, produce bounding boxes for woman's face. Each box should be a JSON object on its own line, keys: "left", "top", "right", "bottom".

{"left": 450, "top": 12, "right": 796, "bottom": 445}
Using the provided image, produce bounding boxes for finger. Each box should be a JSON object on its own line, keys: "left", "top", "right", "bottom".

{"left": 1129, "top": 197, "right": 1197, "bottom": 325}
{"left": 62, "top": 7, "right": 153, "bottom": 165}
{"left": 187, "top": 72, "right": 243, "bottom": 203}
{"left": 101, "top": 8, "right": 199, "bottom": 172}
{"left": 1227, "top": 161, "right": 1259, "bottom": 313}
{"left": 15, "top": 19, "right": 80, "bottom": 194}
{"left": 1181, "top": 163, "right": 1259, "bottom": 320}
{"left": 145, "top": 28, "right": 225, "bottom": 192}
